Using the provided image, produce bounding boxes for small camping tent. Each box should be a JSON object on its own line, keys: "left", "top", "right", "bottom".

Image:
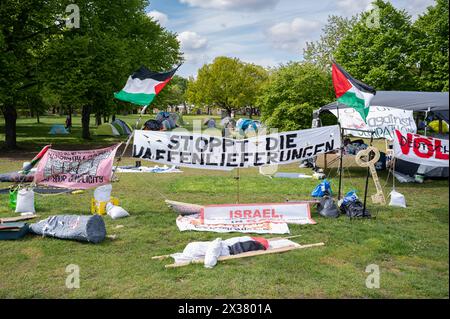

{"left": 95, "top": 123, "right": 120, "bottom": 136}
{"left": 112, "top": 119, "right": 132, "bottom": 135}
{"left": 156, "top": 111, "right": 177, "bottom": 130}
{"left": 49, "top": 124, "right": 69, "bottom": 135}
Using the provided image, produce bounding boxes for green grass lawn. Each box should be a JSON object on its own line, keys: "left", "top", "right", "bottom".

{"left": 0, "top": 115, "right": 448, "bottom": 298}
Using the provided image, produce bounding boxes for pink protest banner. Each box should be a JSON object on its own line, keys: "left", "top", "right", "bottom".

{"left": 33, "top": 144, "right": 121, "bottom": 189}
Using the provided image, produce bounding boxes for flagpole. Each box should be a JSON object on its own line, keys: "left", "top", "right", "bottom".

{"left": 111, "top": 104, "right": 149, "bottom": 181}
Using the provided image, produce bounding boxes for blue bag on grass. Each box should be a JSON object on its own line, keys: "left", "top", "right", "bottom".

{"left": 311, "top": 179, "right": 332, "bottom": 197}
{"left": 341, "top": 190, "right": 358, "bottom": 206}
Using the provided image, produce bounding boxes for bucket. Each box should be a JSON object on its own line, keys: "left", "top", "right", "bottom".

{"left": 91, "top": 197, "right": 119, "bottom": 215}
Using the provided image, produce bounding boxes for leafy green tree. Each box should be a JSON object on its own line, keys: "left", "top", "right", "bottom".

{"left": 303, "top": 15, "right": 357, "bottom": 70}
{"left": 42, "top": 0, "right": 181, "bottom": 139}
{"left": 186, "top": 56, "right": 268, "bottom": 116}
{"left": 334, "top": 0, "right": 417, "bottom": 90}
{"left": 0, "top": 0, "right": 64, "bottom": 148}
{"left": 153, "top": 75, "right": 188, "bottom": 110}
{"left": 411, "top": 0, "right": 449, "bottom": 91}
{"left": 257, "top": 62, "right": 334, "bottom": 131}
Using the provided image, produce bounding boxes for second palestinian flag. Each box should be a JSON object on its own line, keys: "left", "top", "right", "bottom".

{"left": 332, "top": 62, "right": 376, "bottom": 123}
{"left": 114, "top": 66, "right": 178, "bottom": 106}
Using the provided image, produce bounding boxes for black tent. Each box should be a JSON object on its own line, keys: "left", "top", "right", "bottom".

{"left": 316, "top": 91, "right": 449, "bottom": 122}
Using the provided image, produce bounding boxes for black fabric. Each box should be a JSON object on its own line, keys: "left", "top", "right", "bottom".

{"left": 333, "top": 61, "right": 376, "bottom": 94}
{"left": 341, "top": 200, "right": 371, "bottom": 218}
{"left": 228, "top": 240, "right": 265, "bottom": 255}
{"left": 375, "top": 152, "right": 386, "bottom": 171}
{"left": 317, "top": 196, "right": 339, "bottom": 218}
{"left": 143, "top": 119, "right": 162, "bottom": 131}
{"left": 131, "top": 65, "right": 179, "bottom": 81}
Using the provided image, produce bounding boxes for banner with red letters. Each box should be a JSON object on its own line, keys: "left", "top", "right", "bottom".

{"left": 200, "top": 202, "right": 316, "bottom": 225}
{"left": 393, "top": 130, "right": 449, "bottom": 167}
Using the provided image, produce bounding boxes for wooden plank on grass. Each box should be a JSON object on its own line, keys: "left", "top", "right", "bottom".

{"left": 0, "top": 215, "right": 38, "bottom": 223}
{"left": 164, "top": 242, "right": 325, "bottom": 268}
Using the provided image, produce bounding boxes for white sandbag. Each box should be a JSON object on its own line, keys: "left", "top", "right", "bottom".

{"left": 15, "top": 188, "right": 35, "bottom": 213}
{"left": 389, "top": 190, "right": 406, "bottom": 208}
{"left": 94, "top": 184, "right": 112, "bottom": 202}
{"left": 106, "top": 202, "right": 129, "bottom": 219}
{"left": 204, "top": 238, "right": 223, "bottom": 268}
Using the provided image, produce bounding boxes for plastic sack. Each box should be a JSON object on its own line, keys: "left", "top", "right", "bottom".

{"left": 341, "top": 200, "right": 371, "bottom": 218}
{"left": 106, "top": 202, "right": 130, "bottom": 219}
{"left": 341, "top": 190, "right": 358, "bottom": 207}
{"left": 9, "top": 189, "right": 18, "bottom": 210}
{"left": 15, "top": 188, "right": 35, "bottom": 213}
{"left": 204, "top": 238, "right": 223, "bottom": 268}
{"left": 311, "top": 179, "right": 332, "bottom": 197}
{"left": 317, "top": 196, "right": 339, "bottom": 218}
{"left": 389, "top": 190, "right": 406, "bottom": 208}
{"left": 94, "top": 184, "right": 112, "bottom": 202}
{"left": 29, "top": 215, "right": 106, "bottom": 244}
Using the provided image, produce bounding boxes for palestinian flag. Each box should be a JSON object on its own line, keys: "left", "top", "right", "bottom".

{"left": 332, "top": 62, "right": 376, "bottom": 123}
{"left": 114, "top": 66, "right": 179, "bottom": 106}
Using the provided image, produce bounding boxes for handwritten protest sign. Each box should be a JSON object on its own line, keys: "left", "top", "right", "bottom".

{"left": 393, "top": 130, "right": 448, "bottom": 167}
{"left": 34, "top": 144, "right": 121, "bottom": 189}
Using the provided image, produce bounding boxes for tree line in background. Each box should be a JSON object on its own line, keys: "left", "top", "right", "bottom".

{"left": 1, "top": 0, "right": 448, "bottom": 148}
{"left": 0, "top": 0, "right": 181, "bottom": 149}
{"left": 188, "top": 0, "right": 448, "bottom": 131}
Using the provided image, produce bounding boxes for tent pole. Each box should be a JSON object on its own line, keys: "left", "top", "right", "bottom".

{"left": 362, "top": 131, "right": 374, "bottom": 216}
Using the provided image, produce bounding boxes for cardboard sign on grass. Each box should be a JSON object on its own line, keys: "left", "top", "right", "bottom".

{"left": 176, "top": 214, "right": 290, "bottom": 234}
{"left": 200, "top": 202, "right": 316, "bottom": 225}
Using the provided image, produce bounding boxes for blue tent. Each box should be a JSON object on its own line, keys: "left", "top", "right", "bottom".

{"left": 49, "top": 124, "right": 69, "bottom": 135}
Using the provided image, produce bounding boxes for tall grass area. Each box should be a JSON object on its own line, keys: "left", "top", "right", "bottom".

{"left": 0, "top": 115, "right": 448, "bottom": 298}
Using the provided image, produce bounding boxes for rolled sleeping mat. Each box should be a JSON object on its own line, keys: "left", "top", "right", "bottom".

{"left": 29, "top": 215, "right": 106, "bottom": 244}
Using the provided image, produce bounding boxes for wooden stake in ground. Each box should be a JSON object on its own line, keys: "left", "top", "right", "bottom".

{"left": 153, "top": 241, "right": 325, "bottom": 268}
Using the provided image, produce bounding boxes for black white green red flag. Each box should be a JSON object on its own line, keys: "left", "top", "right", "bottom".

{"left": 331, "top": 62, "right": 376, "bottom": 123}
{"left": 114, "top": 66, "right": 179, "bottom": 106}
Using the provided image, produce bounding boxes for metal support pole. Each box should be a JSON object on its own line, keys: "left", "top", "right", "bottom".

{"left": 338, "top": 127, "right": 344, "bottom": 200}
{"left": 362, "top": 131, "right": 374, "bottom": 216}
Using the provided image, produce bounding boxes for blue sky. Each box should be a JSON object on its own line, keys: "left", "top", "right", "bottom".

{"left": 146, "top": 0, "right": 435, "bottom": 78}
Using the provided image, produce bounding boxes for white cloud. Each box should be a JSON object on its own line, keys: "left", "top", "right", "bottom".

{"left": 404, "top": 0, "right": 435, "bottom": 19}
{"left": 179, "top": 0, "right": 279, "bottom": 11}
{"left": 266, "top": 18, "right": 321, "bottom": 52}
{"left": 147, "top": 10, "right": 169, "bottom": 27}
{"left": 177, "top": 31, "right": 209, "bottom": 65}
{"left": 335, "top": 0, "right": 372, "bottom": 16}
{"left": 177, "top": 31, "right": 208, "bottom": 51}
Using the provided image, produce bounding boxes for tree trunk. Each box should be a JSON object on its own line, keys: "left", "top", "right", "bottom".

{"left": 95, "top": 113, "right": 102, "bottom": 126}
{"left": 112, "top": 114, "right": 116, "bottom": 122}
{"left": 82, "top": 105, "right": 91, "bottom": 139}
{"left": 2, "top": 105, "right": 18, "bottom": 149}
{"left": 103, "top": 115, "right": 108, "bottom": 123}
{"left": 68, "top": 106, "right": 73, "bottom": 123}
{"left": 36, "top": 113, "right": 40, "bottom": 124}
